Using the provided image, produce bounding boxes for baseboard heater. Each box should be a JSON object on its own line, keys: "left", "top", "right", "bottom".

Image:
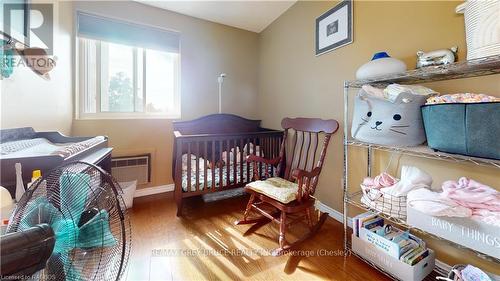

{"left": 111, "top": 154, "right": 151, "bottom": 184}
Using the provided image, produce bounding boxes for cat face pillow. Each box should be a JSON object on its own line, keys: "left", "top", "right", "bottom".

{"left": 351, "top": 89, "right": 429, "bottom": 146}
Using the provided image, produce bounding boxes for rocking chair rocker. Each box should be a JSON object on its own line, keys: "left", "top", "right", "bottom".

{"left": 235, "top": 117, "right": 339, "bottom": 256}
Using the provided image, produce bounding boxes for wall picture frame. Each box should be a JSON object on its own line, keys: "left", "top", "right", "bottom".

{"left": 315, "top": 0, "right": 353, "bottom": 56}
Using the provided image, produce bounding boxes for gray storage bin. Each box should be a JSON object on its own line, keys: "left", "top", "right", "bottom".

{"left": 421, "top": 102, "right": 500, "bottom": 160}
{"left": 407, "top": 206, "right": 500, "bottom": 259}
{"left": 351, "top": 234, "right": 435, "bottom": 281}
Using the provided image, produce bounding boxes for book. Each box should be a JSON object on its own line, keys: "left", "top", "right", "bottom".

{"left": 371, "top": 226, "right": 384, "bottom": 235}
{"left": 408, "top": 233, "right": 426, "bottom": 249}
{"left": 399, "top": 239, "right": 419, "bottom": 257}
{"left": 362, "top": 217, "right": 384, "bottom": 230}
{"left": 400, "top": 246, "right": 419, "bottom": 262}
{"left": 408, "top": 249, "right": 429, "bottom": 266}
{"left": 352, "top": 212, "right": 378, "bottom": 237}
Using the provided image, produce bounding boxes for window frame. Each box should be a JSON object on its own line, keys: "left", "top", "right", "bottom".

{"left": 74, "top": 12, "right": 181, "bottom": 120}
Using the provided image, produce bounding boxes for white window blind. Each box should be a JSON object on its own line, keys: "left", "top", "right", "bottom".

{"left": 77, "top": 12, "right": 180, "bottom": 53}
{"left": 76, "top": 12, "right": 181, "bottom": 119}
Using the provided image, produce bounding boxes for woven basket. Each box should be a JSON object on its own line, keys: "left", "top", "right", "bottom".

{"left": 360, "top": 185, "right": 407, "bottom": 219}
{"left": 456, "top": 0, "right": 500, "bottom": 60}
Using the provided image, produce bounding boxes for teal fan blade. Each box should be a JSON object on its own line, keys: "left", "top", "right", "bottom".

{"left": 78, "top": 209, "right": 117, "bottom": 248}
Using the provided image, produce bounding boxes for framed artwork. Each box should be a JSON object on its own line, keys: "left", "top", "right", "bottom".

{"left": 315, "top": 0, "right": 353, "bottom": 56}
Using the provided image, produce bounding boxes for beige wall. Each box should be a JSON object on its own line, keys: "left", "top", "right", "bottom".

{"left": 1, "top": 1, "right": 73, "bottom": 134}
{"left": 258, "top": 0, "right": 499, "bottom": 272}
{"left": 71, "top": 1, "right": 260, "bottom": 188}
{"left": 2, "top": 0, "right": 499, "bottom": 269}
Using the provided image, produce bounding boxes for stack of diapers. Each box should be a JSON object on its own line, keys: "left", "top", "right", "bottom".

{"left": 361, "top": 166, "right": 434, "bottom": 219}
{"left": 351, "top": 84, "right": 437, "bottom": 146}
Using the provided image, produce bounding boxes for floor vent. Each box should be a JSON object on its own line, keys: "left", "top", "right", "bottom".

{"left": 111, "top": 154, "right": 151, "bottom": 184}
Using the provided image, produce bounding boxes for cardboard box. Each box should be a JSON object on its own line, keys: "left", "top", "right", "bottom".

{"left": 352, "top": 234, "right": 435, "bottom": 281}
{"left": 407, "top": 206, "right": 500, "bottom": 259}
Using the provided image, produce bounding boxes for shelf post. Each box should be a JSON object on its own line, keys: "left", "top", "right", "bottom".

{"left": 367, "top": 146, "right": 372, "bottom": 177}
{"left": 343, "top": 81, "right": 349, "bottom": 252}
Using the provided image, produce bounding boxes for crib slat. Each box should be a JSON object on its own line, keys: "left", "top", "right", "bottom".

{"left": 240, "top": 138, "right": 244, "bottom": 184}
{"left": 204, "top": 141, "right": 208, "bottom": 191}
{"left": 195, "top": 142, "right": 200, "bottom": 191}
{"left": 264, "top": 137, "right": 269, "bottom": 178}
{"left": 212, "top": 141, "right": 216, "bottom": 190}
{"left": 226, "top": 139, "right": 230, "bottom": 188}
{"left": 266, "top": 137, "right": 270, "bottom": 160}
{"left": 232, "top": 139, "right": 237, "bottom": 186}
{"left": 219, "top": 140, "right": 223, "bottom": 190}
{"left": 270, "top": 137, "right": 274, "bottom": 176}
{"left": 187, "top": 142, "right": 192, "bottom": 192}
{"left": 254, "top": 137, "right": 260, "bottom": 178}
{"left": 246, "top": 138, "right": 250, "bottom": 181}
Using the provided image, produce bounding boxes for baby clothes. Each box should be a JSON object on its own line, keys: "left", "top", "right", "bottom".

{"left": 362, "top": 172, "right": 399, "bottom": 190}
{"left": 407, "top": 188, "right": 473, "bottom": 217}
{"left": 441, "top": 177, "right": 500, "bottom": 212}
{"left": 407, "top": 177, "right": 500, "bottom": 225}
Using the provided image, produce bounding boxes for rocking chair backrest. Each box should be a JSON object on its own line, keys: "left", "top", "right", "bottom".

{"left": 278, "top": 117, "right": 339, "bottom": 196}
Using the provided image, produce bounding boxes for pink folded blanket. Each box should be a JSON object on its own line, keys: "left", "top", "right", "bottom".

{"left": 441, "top": 177, "right": 500, "bottom": 212}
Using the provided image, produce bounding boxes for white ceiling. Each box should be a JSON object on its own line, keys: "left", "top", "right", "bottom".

{"left": 136, "top": 1, "right": 296, "bottom": 33}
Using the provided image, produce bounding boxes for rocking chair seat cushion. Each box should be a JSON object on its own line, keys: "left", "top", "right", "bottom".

{"left": 246, "top": 177, "right": 298, "bottom": 204}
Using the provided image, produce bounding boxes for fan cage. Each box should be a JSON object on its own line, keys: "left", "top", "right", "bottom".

{"left": 7, "top": 161, "right": 131, "bottom": 281}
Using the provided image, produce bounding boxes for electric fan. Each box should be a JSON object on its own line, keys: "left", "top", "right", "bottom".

{"left": 0, "top": 162, "right": 131, "bottom": 281}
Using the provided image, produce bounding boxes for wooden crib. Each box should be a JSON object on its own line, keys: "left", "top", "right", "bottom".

{"left": 172, "top": 114, "right": 283, "bottom": 216}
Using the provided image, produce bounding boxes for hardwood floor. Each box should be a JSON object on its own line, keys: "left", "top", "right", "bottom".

{"left": 125, "top": 192, "right": 389, "bottom": 281}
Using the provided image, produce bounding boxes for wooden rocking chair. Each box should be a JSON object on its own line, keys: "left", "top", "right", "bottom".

{"left": 235, "top": 117, "right": 339, "bottom": 256}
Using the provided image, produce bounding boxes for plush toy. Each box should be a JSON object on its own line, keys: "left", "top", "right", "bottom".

{"left": 351, "top": 85, "right": 436, "bottom": 147}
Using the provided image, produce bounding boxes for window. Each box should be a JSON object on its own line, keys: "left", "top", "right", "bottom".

{"left": 76, "top": 12, "right": 180, "bottom": 119}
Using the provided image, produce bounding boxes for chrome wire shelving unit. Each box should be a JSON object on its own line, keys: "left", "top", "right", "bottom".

{"left": 342, "top": 55, "right": 500, "bottom": 280}
{"left": 346, "top": 54, "right": 500, "bottom": 88}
